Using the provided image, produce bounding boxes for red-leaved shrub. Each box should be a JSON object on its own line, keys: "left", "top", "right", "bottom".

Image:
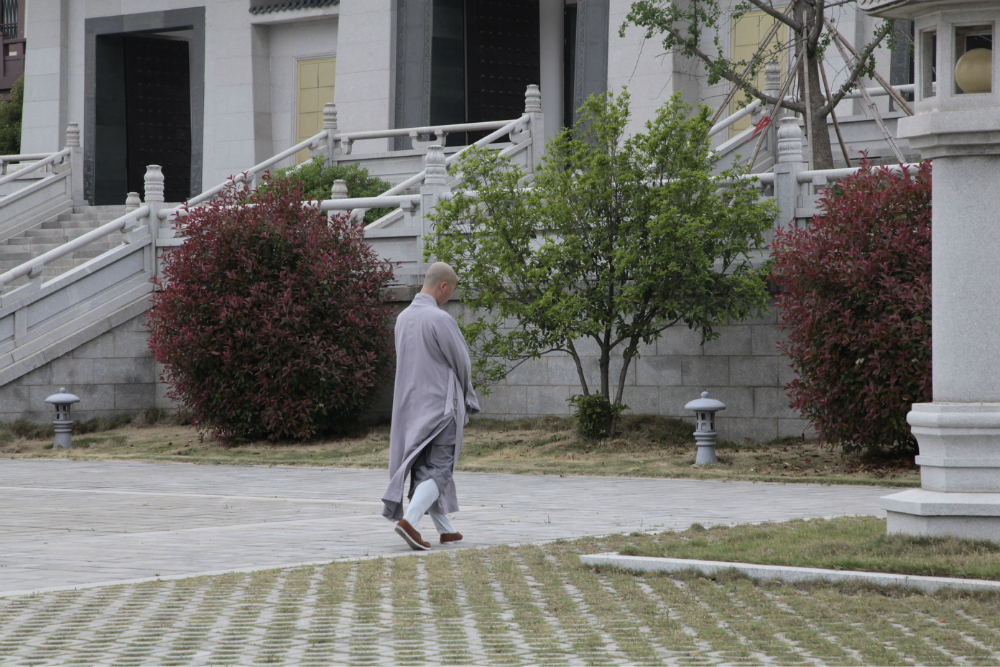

{"left": 147, "top": 176, "right": 395, "bottom": 440}
{"left": 771, "top": 161, "right": 932, "bottom": 456}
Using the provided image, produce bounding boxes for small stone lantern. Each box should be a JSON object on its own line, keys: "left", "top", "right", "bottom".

{"left": 684, "top": 391, "right": 726, "bottom": 465}
{"left": 45, "top": 388, "right": 80, "bottom": 449}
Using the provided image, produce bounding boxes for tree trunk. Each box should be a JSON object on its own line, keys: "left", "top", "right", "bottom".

{"left": 795, "top": 0, "right": 835, "bottom": 170}
{"left": 806, "top": 51, "right": 835, "bottom": 170}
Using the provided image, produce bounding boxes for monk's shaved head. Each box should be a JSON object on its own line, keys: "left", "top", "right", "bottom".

{"left": 423, "top": 262, "right": 458, "bottom": 290}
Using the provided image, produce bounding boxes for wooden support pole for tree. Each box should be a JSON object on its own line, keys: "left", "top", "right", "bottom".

{"left": 823, "top": 16, "right": 914, "bottom": 116}
{"left": 819, "top": 59, "right": 852, "bottom": 168}
{"left": 747, "top": 47, "right": 805, "bottom": 171}
{"left": 710, "top": 3, "right": 795, "bottom": 125}
{"left": 799, "top": 28, "right": 815, "bottom": 170}
{"left": 826, "top": 22, "right": 906, "bottom": 163}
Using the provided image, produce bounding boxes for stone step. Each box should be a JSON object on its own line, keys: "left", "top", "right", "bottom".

{"left": 21, "top": 228, "right": 71, "bottom": 239}
{"left": 0, "top": 205, "right": 132, "bottom": 278}
{"left": 55, "top": 212, "right": 100, "bottom": 222}
{"left": 40, "top": 219, "right": 103, "bottom": 230}
{"left": 80, "top": 205, "right": 129, "bottom": 217}
{"left": 6, "top": 236, "right": 63, "bottom": 246}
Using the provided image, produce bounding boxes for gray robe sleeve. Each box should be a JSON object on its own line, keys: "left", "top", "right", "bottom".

{"left": 433, "top": 316, "right": 480, "bottom": 417}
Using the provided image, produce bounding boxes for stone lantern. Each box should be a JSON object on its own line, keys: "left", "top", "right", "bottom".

{"left": 45, "top": 388, "right": 80, "bottom": 449}
{"left": 685, "top": 391, "right": 726, "bottom": 465}
{"left": 863, "top": 0, "right": 1000, "bottom": 540}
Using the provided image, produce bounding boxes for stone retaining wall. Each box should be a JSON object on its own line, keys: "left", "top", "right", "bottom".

{"left": 0, "top": 291, "right": 810, "bottom": 443}
{"left": 0, "top": 313, "right": 157, "bottom": 424}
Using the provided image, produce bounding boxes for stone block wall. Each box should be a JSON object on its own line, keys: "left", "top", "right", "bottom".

{"left": 0, "top": 291, "right": 811, "bottom": 443}
{"left": 0, "top": 314, "right": 157, "bottom": 424}
{"left": 441, "top": 297, "right": 812, "bottom": 444}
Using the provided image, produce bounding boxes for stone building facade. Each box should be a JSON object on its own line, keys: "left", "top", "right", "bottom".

{"left": 6, "top": 0, "right": 912, "bottom": 438}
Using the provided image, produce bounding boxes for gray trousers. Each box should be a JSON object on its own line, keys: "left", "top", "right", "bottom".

{"left": 404, "top": 419, "right": 457, "bottom": 534}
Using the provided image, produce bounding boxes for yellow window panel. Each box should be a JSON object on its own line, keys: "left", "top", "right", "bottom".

{"left": 729, "top": 9, "right": 790, "bottom": 138}
{"left": 318, "top": 59, "right": 337, "bottom": 87}
{"left": 317, "top": 85, "right": 336, "bottom": 107}
{"left": 299, "top": 62, "right": 320, "bottom": 89}
{"left": 297, "top": 57, "right": 337, "bottom": 164}
{"left": 298, "top": 112, "right": 320, "bottom": 140}
{"left": 299, "top": 87, "right": 320, "bottom": 115}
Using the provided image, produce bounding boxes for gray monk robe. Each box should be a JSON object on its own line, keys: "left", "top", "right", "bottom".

{"left": 381, "top": 293, "right": 480, "bottom": 521}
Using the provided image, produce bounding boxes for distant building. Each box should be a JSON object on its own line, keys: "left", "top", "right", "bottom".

{"left": 0, "top": 0, "right": 24, "bottom": 100}
{"left": 20, "top": 0, "right": 909, "bottom": 206}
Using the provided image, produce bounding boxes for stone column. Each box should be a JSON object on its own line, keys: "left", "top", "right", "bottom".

{"left": 882, "top": 115, "right": 1000, "bottom": 541}
{"left": 323, "top": 103, "right": 339, "bottom": 166}
{"left": 861, "top": 0, "right": 1000, "bottom": 541}
{"left": 771, "top": 116, "right": 807, "bottom": 242}
{"left": 539, "top": 0, "right": 564, "bottom": 144}
{"left": 524, "top": 85, "right": 545, "bottom": 173}
{"left": 143, "top": 166, "right": 167, "bottom": 279}
{"left": 414, "top": 145, "right": 448, "bottom": 283}
{"left": 65, "top": 123, "right": 84, "bottom": 205}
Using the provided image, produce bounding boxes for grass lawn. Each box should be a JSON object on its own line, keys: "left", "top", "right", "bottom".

{"left": 0, "top": 412, "right": 920, "bottom": 488}
{"left": 2, "top": 518, "right": 999, "bottom": 666}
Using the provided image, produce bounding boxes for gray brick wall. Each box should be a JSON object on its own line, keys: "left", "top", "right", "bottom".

{"left": 0, "top": 291, "right": 813, "bottom": 443}
{"left": 0, "top": 314, "right": 158, "bottom": 424}
{"left": 438, "top": 297, "right": 813, "bottom": 444}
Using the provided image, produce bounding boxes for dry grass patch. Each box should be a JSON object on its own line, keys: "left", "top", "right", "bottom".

{"left": 600, "top": 516, "right": 1000, "bottom": 580}
{"left": 0, "top": 413, "right": 920, "bottom": 488}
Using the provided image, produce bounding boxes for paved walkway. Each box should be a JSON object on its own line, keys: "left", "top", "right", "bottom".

{"left": 0, "top": 459, "right": 888, "bottom": 597}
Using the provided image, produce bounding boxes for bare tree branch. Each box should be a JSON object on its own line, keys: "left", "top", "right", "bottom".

{"left": 807, "top": 0, "right": 825, "bottom": 48}
{"left": 819, "top": 21, "right": 893, "bottom": 115}
{"left": 744, "top": 0, "right": 804, "bottom": 31}
{"left": 661, "top": 22, "right": 807, "bottom": 113}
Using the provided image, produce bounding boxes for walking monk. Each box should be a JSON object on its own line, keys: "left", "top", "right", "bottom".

{"left": 381, "top": 262, "right": 480, "bottom": 550}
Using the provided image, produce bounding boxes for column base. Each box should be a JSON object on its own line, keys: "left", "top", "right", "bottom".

{"left": 882, "top": 489, "right": 1000, "bottom": 541}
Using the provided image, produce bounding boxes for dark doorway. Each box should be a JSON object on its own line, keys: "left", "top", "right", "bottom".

{"left": 94, "top": 34, "right": 192, "bottom": 205}
{"left": 430, "top": 0, "right": 540, "bottom": 144}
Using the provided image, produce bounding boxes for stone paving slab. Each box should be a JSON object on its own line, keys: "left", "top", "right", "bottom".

{"left": 0, "top": 459, "right": 888, "bottom": 596}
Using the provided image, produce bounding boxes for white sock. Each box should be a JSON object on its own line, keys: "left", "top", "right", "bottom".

{"left": 430, "top": 512, "right": 455, "bottom": 535}
{"left": 402, "top": 479, "right": 440, "bottom": 529}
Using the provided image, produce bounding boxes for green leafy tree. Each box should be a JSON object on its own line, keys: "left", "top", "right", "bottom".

{"left": 0, "top": 76, "right": 23, "bottom": 155}
{"left": 426, "top": 91, "right": 776, "bottom": 429}
{"left": 264, "top": 158, "right": 395, "bottom": 221}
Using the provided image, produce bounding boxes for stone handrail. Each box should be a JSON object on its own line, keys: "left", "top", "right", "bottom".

{"left": 796, "top": 161, "right": 920, "bottom": 185}
{"left": 334, "top": 119, "right": 515, "bottom": 154}
{"left": 710, "top": 83, "right": 917, "bottom": 140}
{"left": 0, "top": 152, "right": 60, "bottom": 176}
{"left": 172, "top": 132, "right": 331, "bottom": 214}
{"left": 0, "top": 148, "right": 70, "bottom": 189}
{"left": 363, "top": 114, "right": 530, "bottom": 232}
{"left": 0, "top": 205, "right": 150, "bottom": 288}
{"left": 310, "top": 194, "right": 420, "bottom": 211}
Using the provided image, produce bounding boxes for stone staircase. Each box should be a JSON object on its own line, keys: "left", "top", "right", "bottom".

{"left": 0, "top": 205, "right": 128, "bottom": 280}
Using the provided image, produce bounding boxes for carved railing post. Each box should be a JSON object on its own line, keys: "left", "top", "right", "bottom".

{"left": 772, "top": 117, "right": 808, "bottom": 241}
{"left": 414, "top": 145, "right": 448, "bottom": 282}
{"left": 124, "top": 192, "right": 141, "bottom": 213}
{"left": 323, "top": 103, "right": 339, "bottom": 165}
{"left": 329, "top": 178, "right": 349, "bottom": 223}
{"left": 143, "top": 165, "right": 166, "bottom": 277}
{"left": 524, "top": 84, "right": 545, "bottom": 171}
{"left": 65, "top": 122, "right": 84, "bottom": 204}
{"left": 759, "top": 60, "right": 782, "bottom": 157}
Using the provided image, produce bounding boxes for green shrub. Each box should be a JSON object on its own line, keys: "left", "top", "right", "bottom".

{"left": 0, "top": 77, "right": 23, "bottom": 155}
{"left": 772, "top": 161, "right": 932, "bottom": 457}
{"left": 569, "top": 393, "right": 629, "bottom": 439}
{"left": 148, "top": 175, "right": 395, "bottom": 441}
{"left": 264, "top": 158, "right": 395, "bottom": 222}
